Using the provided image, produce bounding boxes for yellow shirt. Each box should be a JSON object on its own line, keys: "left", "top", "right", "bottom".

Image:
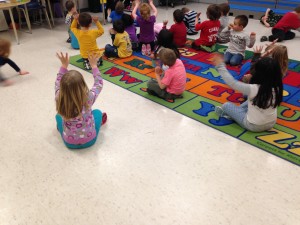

{"left": 113, "top": 31, "right": 132, "bottom": 58}
{"left": 71, "top": 19, "right": 104, "bottom": 58}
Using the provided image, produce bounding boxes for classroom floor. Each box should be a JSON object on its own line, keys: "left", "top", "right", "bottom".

{"left": 0, "top": 2, "right": 300, "bottom": 225}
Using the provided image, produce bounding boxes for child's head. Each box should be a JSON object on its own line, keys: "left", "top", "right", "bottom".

{"left": 56, "top": 70, "right": 89, "bottom": 120}
{"left": 173, "top": 9, "right": 184, "bottom": 23}
{"left": 181, "top": 7, "right": 190, "bottom": 14}
{"left": 115, "top": 1, "right": 124, "bottom": 14}
{"left": 78, "top": 12, "right": 92, "bottom": 28}
{"left": 218, "top": 3, "right": 230, "bottom": 16}
{"left": 65, "top": 0, "right": 75, "bottom": 12}
{"left": 113, "top": 19, "right": 125, "bottom": 33}
{"left": 159, "top": 48, "right": 177, "bottom": 67}
{"left": 157, "top": 29, "right": 174, "bottom": 47}
{"left": 140, "top": 3, "right": 151, "bottom": 21}
{"left": 294, "top": 5, "right": 300, "bottom": 13}
{"left": 206, "top": 4, "right": 221, "bottom": 21}
{"left": 122, "top": 13, "right": 134, "bottom": 28}
{"left": 251, "top": 57, "right": 283, "bottom": 109}
{"left": 268, "top": 45, "right": 289, "bottom": 75}
{"left": 0, "top": 38, "right": 11, "bottom": 58}
{"left": 232, "top": 15, "right": 248, "bottom": 31}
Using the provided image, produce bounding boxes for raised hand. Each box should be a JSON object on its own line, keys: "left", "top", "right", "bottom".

{"left": 250, "top": 32, "right": 256, "bottom": 37}
{"left": 88, "top": 52, "right": 100, "bottom": 69}
{"left": 163, "top": 20, "right": 168, "bottom": 26}
{"left": 73, "top": 12, "right": 79, "bottom": 20}
{"left": 196, "top": 12, "right": 201, "bottom": 17}
{"left": 253, "top": 45, "right": 264, "bottom": 54}
{"left": 92, "top": 16, "right": 99, "bottom": 23}
{"left": 56, "top": 52, "right": 69, "bottom": 69}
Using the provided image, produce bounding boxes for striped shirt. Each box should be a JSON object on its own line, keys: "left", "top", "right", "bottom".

{"left": 183, "top": 10, "right": 200, "bottom": 35}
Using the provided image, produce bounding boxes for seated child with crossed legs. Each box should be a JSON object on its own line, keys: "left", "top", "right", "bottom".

{"left": 147, "top": 48, "right": 186, "bottom": 101}
{"left": 71, "top": 13, "right": 104, "bottom": 70}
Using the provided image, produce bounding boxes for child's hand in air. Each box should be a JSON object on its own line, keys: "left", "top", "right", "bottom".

{"left": 163, "top": 20, "right": 168, "bottom": 26}
{"left": 250, "top": 32, "right": 256, "bottom": 38}
{"left": 19, "top": 70, "right": 29, "bottom": 75}
{"left": 148, "top": 0, "right": 153, "bottom": 4}
{"left": 73, "top": 12, "right": 79, "bottom": 20}
{"left": 196, "top": 12, "right": 201, "bottom": 17}
{"left": 56, "top": 52, "right": 69, "bottom": 69}
{"left": 88, "top": 53, "right": 100, "bottom": 69}
{"left": 92, "top": 16, "right": 99, "bottom": 23}
{"left": 211, "top": 53, "right": 224, "bottom": 66}
{"left": 253, "top": 45, "right": 263, "bottom": 54}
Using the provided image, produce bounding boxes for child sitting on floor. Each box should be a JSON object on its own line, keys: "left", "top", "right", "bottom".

{"left": 217, "top": 2, "right": 230, "bottom": 43}
{"left": 55, "top": 52, "right": 107, "bottom": 149}
{"left": 162, "top": 9, "right": 187, "bottom": 47}
{"left": 264, "top": 5, "right": 300, "bottom": 42}
{"left": 108, "top": 1, "right": 124, "bottom": 23}
{"left": 71, "top": 13, "right": 104, "bottom": 70}
{"left": 220, "top": 15, "right": 256, "bottom": 66}
{"left": 0, "top": 38, "right": 29, "bottom": 86}
{"left": 147, "top": 48, "right": 186, "bottom": 101}
{"left": 122, "top": 14, "right": 139, "bottom": 51}
{"left": 243, "top": 43, "right": 289, "bottom": 83}
{"left": 182, "top": 7, "right": 200, "bottom": 35}
{"left": 65, "top": 0, "right": 76, "bottom": 43}
{"left": 260, "top": 8, "right": 283, "bottom": 28}
{"left": 132, "top": 0, "right": 157, "bottom": 55}
{"left": 192, "top": 4, "right": 221, "bottom": 52}
{"left": 213, "top": 54, "right": 283, "bottom": 132}
{"left": 105, "top": 20, "right": 132, "bottom": 58}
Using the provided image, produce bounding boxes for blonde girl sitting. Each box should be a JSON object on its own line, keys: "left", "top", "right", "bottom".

{"left": 55, "top": 52, "right": 107, "bottom": 149}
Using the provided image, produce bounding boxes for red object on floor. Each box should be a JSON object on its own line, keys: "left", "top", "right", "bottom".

{"left": 9, "top": 22, "right": 19, "bottom": 30}
{"left": 101, "top": 112, "right": 107, "bottom": 125}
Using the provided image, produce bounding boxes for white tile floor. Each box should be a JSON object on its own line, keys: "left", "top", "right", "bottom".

{"left": 0, "top": 3, "right": 300, "bottom": 225}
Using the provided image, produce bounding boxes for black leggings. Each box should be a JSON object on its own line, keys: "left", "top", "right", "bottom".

{"left": 268, "top": 28, "right": 295, "bottom": 42}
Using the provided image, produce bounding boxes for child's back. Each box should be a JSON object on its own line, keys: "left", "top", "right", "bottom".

{"left": 217, "top": 3, "right": 230, "bottom": 43}
{"left": 192, "top": 4, "right": 221, "bottom": 52}
{"left": 182, "top": 8, "right": 199, "bottom": 35}
{"left": 108, "top": 1, "right": 124, "bottom": 23}
{"left": 167, "top": 9, "right": 187, "bottom": 47}
{"left": 71, "top": 13, "right": 104, "bottom": 69}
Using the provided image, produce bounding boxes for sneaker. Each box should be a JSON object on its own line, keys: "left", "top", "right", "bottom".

{"left": 260, "top": 36, "right": 268, "bottom": 42}
{"left": 101, "top": 112, "right": 107, "bottom": 125}
{"left": 141, "top": 44, "right": 146, "bottom": 55}
{"left": 215, "top": 106, "right": 232, "bottom": 120}
{"left": 97, "top": 57, "right": 103, "bottom": 67}
{"left": 146, "top": 44, "right": 151, "bottom": 56}
{"left": 83, "top": 59, "right": 92, "bottom": 70}
{"left": 66, "top": 37, "right": 71, "bottom": 43}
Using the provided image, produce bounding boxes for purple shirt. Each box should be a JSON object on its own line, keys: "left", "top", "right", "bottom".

{"left": 136, "top": 15, "right": 156, "bottom": 43}
{"left": 55, "top": 67, "right": 103, "bottom": 145}
{"left": 125, "top": 24, "right": 138, "bottom": 42}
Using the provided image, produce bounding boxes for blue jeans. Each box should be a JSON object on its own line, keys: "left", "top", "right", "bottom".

{"left": 224, "top": 52, "right": 244, "bottom": 66}
{"left": 56, "top": 109, "right": 102, "bottom": 149}
{"left": 222, "top": 101, "right": 275, "bottom": 132}
{"left": 104, "top": 44, "right": 118, "bottom": 58}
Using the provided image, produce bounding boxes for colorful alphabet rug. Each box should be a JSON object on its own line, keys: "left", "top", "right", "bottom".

{"left": 70, "top": 45, "right": 300, "bottom": 166}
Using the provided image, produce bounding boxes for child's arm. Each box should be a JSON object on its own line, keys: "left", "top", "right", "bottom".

{"left": 92, "top": 16, "right": 104, "bottom": 37}
{"left": 212, "top": 55, "right": 251, "bottom": 95}
{"left": 246, "top": 32, "right": 256, "bottom": 48}
{"left": 132, "top": 0, "right": 140, "bottom": 20}
{"left": 107, "top": 11, "right": 113, "bottom": 23}
{"left": 1, "top": 57, "right": 28, "bottom": 75}
{"left": 87, "top": 54, "right": 104, "bottom": 104}
{"left": 195, "top": 12, "right": 201, "bottom": 26}
{"left": 70, "top": 13, "right": 79, "bottom": 35}
{"left": 154, "top": 67, "right": 166, "bottom": 89}
{"left": 55, "top": 52, "right": 69, "bottom": 96}
{"left": 149, "top": 0, "right": 158, "bottom": 18}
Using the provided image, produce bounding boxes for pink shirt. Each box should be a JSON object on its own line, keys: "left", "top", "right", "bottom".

{"left": 161, "top": 59, "right": 186, "bottom": 95}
